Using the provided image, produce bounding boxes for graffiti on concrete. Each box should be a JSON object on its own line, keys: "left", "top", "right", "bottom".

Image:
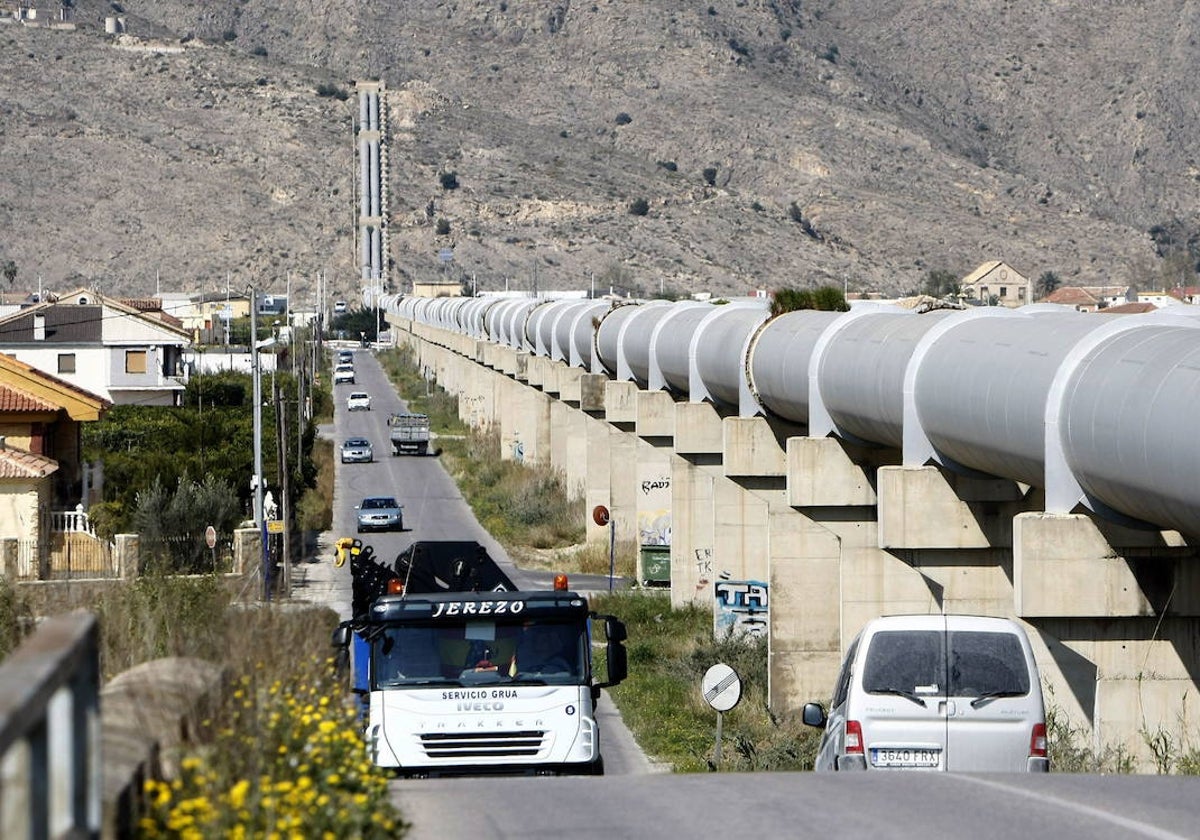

{"left": 714, "top": 579, "right": 769, "bottom": 640}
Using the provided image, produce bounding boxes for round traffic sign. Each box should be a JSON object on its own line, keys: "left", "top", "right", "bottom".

{"left": 592, "top": 505, "right": 610, "bottom": 526}
{"left": 204, "top": 525, "right": 217, "bottom": 549}
{"left": 701, "top": 663, "right": 742, "bottom": 712}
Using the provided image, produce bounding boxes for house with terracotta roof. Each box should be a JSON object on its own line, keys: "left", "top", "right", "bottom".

{"left": 1043, "top": 285, "right": 1135, "bottom": 312}
{"left": 0, "top": 353, "right": 110, "bottom": 577}
{"left": 960, "top": 261, "right": 1032, "bottom": 307}
{"left": 0, "top": 288, "right": 192, "bottom": 406}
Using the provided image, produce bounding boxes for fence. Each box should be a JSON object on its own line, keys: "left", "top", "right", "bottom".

{"left": 0, "top": 610, "right": 101, "bottom": 838}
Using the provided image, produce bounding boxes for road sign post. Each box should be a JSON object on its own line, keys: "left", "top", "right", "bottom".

{"left": 205, "top": 525, "right": 217, "bottom": 572}
{"left": 592, "top": 506, "right": 614, "bottom": 590}
{"left": 702, "top": 663, "right": 743, "bottom": 769}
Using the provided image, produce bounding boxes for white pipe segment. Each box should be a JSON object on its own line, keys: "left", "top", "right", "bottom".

{"left": 909, "top": 310, "right": 1104, "bottom": 485}
{"left": 1055, "top": 317, "right": 1200, "bottom": 533}
{"left": 649, "top": 303, "right": 715, "bottom": 393}
{"left": 552, "top": 301, "right": 610, "bottom": 368}
{"left": 386, "top": 295, "right": 1200, "bottom": 536}
{"left": 745, "top": 309, "right": 844, "bottom": 426}
{"left": 688, "top": 302, "right": 771, "bottom": 407}
{"left": 603, "top": 302, "right": 675, "bottom": 385}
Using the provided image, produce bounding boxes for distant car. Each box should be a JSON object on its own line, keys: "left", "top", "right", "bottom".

{"left": 338, "top": 350, "right": 354, "bottom": 364}
{"left": 347, "top": 391, "right": 372, "bottom": 411}
{"left": 333, "top": 364, "right": 355, "bottom": 385}
{"left": 340, "top": 438, "right": 373, "bottom": 463}
{"left": 356, "top": 496, "right": 403, "bottom": 532}
{"left": 334, "top": 300, "right": 348, "bottom": 314}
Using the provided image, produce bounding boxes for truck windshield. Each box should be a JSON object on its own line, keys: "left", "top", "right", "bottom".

{"left": 372, "top": 619, "right": 587, "bottom": 688}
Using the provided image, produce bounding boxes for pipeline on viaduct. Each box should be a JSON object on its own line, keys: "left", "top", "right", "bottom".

{"left": 383, "top": 292, "right": 1200, "bottom": 767}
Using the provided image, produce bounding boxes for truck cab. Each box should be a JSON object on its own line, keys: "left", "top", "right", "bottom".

{"left": 332, "top": 541, "right": 628, "bottom": 777}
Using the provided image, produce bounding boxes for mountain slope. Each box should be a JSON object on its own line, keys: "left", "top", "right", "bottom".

{"left": 0, "top": 0, "right": 1193, "bottom": 302}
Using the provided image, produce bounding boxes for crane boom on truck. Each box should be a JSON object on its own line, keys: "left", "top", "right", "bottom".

{"left": 332, "top": 539, "right": 628, "bottom": 777}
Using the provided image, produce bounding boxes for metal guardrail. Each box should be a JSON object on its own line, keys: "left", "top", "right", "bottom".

{"left": 0, "top": 610, "right": 100, "bottom": 839}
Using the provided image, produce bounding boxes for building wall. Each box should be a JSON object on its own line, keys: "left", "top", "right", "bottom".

{"left": 0, "top": 479, "right": 46, "bottom": 542}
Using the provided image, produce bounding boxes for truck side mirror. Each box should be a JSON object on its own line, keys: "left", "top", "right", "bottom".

{"left": 331, "top": 623, "right": 352, "bottom": 649}
{"left": 593, "top": 615, "right": 628, "bottom": 689}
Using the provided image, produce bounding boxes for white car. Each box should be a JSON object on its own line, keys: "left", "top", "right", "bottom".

{"left": 333, "top": 364, "right": 355, "bottom": 385}
{"left": 347, "top": 391, "right": 372, "bottom": 411}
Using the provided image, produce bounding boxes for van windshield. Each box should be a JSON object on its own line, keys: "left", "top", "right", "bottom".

{"left": 862, "top": 630, "right": 1030, "bottom": 699}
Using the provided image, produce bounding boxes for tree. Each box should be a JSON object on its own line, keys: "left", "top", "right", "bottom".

{"left": 1035, "top": 271, "right": 1061, "bottom": 299}
{"left": 922, "top": 269, "right": 960, "bottom": 299}
{"left": 628, "top": 198, "right": 649, "bottom": 216}
{"left": 770, "top": 285, "right": 848, "bottom": 317}
{"left": 2, "top": 260, "right": 15, "bottom": 287}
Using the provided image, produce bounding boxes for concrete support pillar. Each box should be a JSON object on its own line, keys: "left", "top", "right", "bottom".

{"left": 551, "top": 400, "right": 588, "bottom": 497}
{"left": 634, "top": 437, "right": 673, "bottom": 558}
{"left": 1014, "top": 513, "right": 1198, "bottom": 618}
{"left": 499, "top": 376, "right": 548, "bottom": 465}
{"left": 877, "top": 465, "right": 1033, "bottom": 549}
{"left": 584, "top": 416, "right": 639, "bottom": 547}
{"left": 114, "top": 534, "right": 139, "bottom": 579}
{"left": 671, "top": 401, "right": 723, "bottom": 607}
{"left": 670, "top": 453, "right": 717, "bottom": 606}
{"left": 456, "top": 349, "right": 495, "bottom": 430}
{"left": 767, "top": 505, "right": 843, "bottom": 713}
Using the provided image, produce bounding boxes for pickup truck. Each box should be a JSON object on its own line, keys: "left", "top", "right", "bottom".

{"left": 388, "top": 413, "right": 430, "bottom": 456}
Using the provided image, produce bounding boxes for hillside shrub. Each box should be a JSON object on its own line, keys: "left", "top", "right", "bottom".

{"left": 628, "top": 197, "right": 649, "bottom": 216}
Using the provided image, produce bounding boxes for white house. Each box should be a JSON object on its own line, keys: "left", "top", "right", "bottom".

{"left": 0, "top": 289, "right": 191, "bottom": 406}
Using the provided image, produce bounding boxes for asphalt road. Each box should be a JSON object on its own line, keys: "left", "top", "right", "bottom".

{"left": 309, "top": 347, "right": 1200, "bottom": 840}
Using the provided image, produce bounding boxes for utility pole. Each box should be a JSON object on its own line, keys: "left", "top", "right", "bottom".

{"left": 249, "top": 285, "right": 269, "bottom": 599}
{"left": 275, "top": 376, "right": 291, "bottom": 598}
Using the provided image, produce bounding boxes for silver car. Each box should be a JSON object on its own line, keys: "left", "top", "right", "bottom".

{"left": 802, "top": 614, "right": 1048, "bottom": 772}
{"left": 340, "top": 438, "right": 373, "bottom": 464}
{"left": 356, "top": 496, "right": 403, "bottom": 532}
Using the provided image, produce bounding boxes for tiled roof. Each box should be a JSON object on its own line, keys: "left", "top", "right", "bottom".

{"left": 1103, "top": 302, "right": 1158, "bottom": 314}
{"left": 0, "top": 383, "right": 58, "bottom": 413}
{"left": 1044, "top": 287, "right": 1100, "bottom": 306}
{"left": 119, "top": 298, "right": 163, "bottom": 311}
{"left": 0, "top": 446, "right": 58, "bottom": 479}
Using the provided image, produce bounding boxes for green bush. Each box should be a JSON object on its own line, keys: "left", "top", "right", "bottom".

{"left": 629, "top": 197, "right": 650, "bottom": 216}
{"left": 591, "top": 591, "right": 820, "bottom": 772}
{"left": 316, "top": 82, "right": 349, "bottom": 100}
{"left": 0, "top": 576, "right": 33, "bottom": 659}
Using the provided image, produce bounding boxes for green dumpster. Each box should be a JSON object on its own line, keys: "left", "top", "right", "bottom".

{"left": 639, "top": 545, "right": 671, "bottom": 587}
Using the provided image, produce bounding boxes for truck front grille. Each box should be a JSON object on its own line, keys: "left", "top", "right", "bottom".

{"left": 419, "top": 730, "right": 546, "bottom": 759}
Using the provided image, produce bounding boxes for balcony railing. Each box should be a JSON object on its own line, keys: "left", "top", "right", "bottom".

{"left": 49, "top": 507, "right": 95, "bottom": 536}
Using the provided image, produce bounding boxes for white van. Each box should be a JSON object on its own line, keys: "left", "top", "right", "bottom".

{"left": 802, "top": 614, "right": 1049, "bottom": 772}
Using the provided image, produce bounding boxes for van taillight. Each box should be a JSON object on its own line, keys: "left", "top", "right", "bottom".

{"left": 845, "top": 720, "right": 865, "bottom": 754}
{"left": 1030, "top": 722, "right": 1047, "bottom": 757}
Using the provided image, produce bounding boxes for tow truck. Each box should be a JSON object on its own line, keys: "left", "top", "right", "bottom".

{"left": 332, "top": 540, "right": 628, "bottom": 776}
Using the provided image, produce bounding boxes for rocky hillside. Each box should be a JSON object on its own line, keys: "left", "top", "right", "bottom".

{"left": 0, "top": 0, "right": 1195, "bottom": 303}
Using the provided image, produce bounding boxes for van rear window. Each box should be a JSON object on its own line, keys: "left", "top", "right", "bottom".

{"left": 862, "top": 630, "right": 1029, "bottom": 698}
